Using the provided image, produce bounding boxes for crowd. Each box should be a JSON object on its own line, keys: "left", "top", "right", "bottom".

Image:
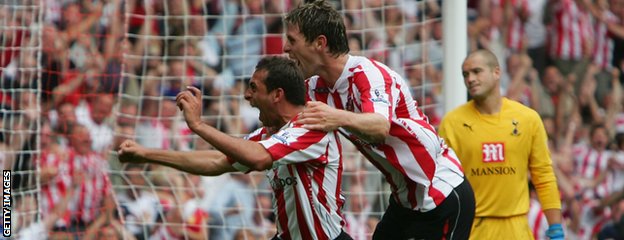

{"left": 1, "top": 0, "right": 623, "bottom": 239}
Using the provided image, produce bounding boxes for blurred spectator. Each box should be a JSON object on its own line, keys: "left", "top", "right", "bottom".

{"left": 76, "top": 94, "right": 115, "bottom": 153}
{"left": 14, "top": 191, "right": 74, "bottom": 240}
{"left": 116, "top": 164, "right": 158, "bottom": 240}
{"left": 135, "top": 99, "right": 192, "bottom": 151}
{"left": 207, "top": 173, "right": 256, "bottom": 240}
{"left": 344, "top": 184, "right": 377, "bottom": 240}
{"left": 572, "top": 124, "right": 613, "bottom": 200}
{"left": 525, "top": 0, "right": 548, "bottom": 76}
{"left": 537, "top": 65, "right": 579, "bottom": 140}
{"left": 49, "top": 102, "right": 78, "bottom": 149}
{"left": 544, "top": 0, "right": 592, "bottom": 92}
{"left": 584, "top": 0, "right": 622, "bottom": 108}
{"left": 116, "top": 102, "right": 139, "bottom": 127}
{"left": 38, "top": 120, "right": 73, "bottom": 230}
{"left": 66, "top": 124, "right": 115, "bottom": 234}
{"left": 597, "top": 198, "right": 624, "bottom": 240}
{"left": 223, "top": 0, "right": 266, "bottom": 81}
{"left": 505, "top": 53, "right": 540, "bottom": 109}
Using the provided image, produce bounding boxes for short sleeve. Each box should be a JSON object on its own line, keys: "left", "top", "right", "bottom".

{"left": 259, "top": 126, "right": 332, "bottom": 165}
{"left": 353, "top": 68, "right": 393, "bottom": 120}
{"left": 228, "top": 127, "right": 266, "bottom": 173}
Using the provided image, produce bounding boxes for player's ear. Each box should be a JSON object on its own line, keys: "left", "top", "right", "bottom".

{"left": 314, "top": 35, "right": 327, "bottom": 50}
{"left": 493, "top": 66, "right": 501, "bottom": 79}
{"left": 272, "top": 88, "right": 285, "bottom": 103}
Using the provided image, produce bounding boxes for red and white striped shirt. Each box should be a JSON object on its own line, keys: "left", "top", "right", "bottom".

{"left": 38, "top": 150, "right": 73, "bottom": 227}
{"left": 573, "top": 145, "right": 611, "bottom": 180}
{"left": 548, "top": 0, "right": 592, "bottom": 61}
{"left": 573, "top": 144, "right": 612, "bottom": 199}
{"left": 230, "top": 116, "right": 346, "bottom": 240}
{"left": 68, "top": 150, "right": 112, "bottom": 224}
{"left": 305, "top": 55, "right": 465, "bottom": 212}
{"left": 576, "top": 199, "right": 611, "bottom": 240}
{"left": 592, "top": 11, "right": 619, "bottom": 69}
{"left": 492, "top": 0, "right": 529, "bottom": 51}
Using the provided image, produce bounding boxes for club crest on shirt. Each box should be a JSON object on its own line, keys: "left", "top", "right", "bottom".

{"left": 370, "top": 89, "right": 390, "bottom": 105}
{"left": 511, "top": 120, "right": 521, "bottom": 136}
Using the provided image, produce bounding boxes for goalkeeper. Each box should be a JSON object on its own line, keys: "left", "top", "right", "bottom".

{"left": 119, "top": 56, "right": 353, "bottom": 240}
{"left": 439, "top": 49, "right": 564, "bottom": 240}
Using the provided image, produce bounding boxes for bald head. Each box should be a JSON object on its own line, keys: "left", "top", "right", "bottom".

{"left": 465, "top": 49, "right": 500, "bottom": 70}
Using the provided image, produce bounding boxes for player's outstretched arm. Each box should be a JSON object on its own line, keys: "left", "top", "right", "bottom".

{"left": 297, "top": 101, "right": 390, "bottom": 143}
{"left": 118, "top": 140, "right": 236, "bottom": 176}
{"left": 176, "top": 86, "right": 274, "bottom": 171}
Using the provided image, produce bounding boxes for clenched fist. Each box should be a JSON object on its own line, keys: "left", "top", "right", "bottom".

{"left": 118, "top": 140, "right": 148, "bottom": 164}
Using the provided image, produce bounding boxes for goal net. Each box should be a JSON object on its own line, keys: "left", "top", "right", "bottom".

{"left": 4, "top": 0, "right": 444, "bottom": 239}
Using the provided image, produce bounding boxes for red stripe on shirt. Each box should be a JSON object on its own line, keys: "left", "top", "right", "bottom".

{"left": 297, "top": 165, "right": 330, "bottom": 240}
{"left": 334, "top": 132, "right": 346, "bottom": 226}
{"left": 314, "top": 145, "right": 330, "bottom": 212}
{"left": 267, "top": 131, "right": 326, "bottom": 161}
{"left": 592, "top": 151, "right": 603, "bottom": 179}
{"left": 389, "top": 124, "right": 436, "bottom": 180}
{"left": 290, "top": 166, "right": 314, "bottom": 240}
{"left": 274, "top": 167, "right": 291, "bottom": 240}
{"left": 368, "top": 60, "right": 394, "bottom": 119}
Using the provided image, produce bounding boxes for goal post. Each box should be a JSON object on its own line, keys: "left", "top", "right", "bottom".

{"left": 442, "top": 0, "right": 468, "bottom": 113}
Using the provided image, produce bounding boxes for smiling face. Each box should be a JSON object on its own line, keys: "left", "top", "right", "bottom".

{"left": 283, "top": 23, "right": 319, "bottom": 79}
{"left": 461, "top": 53, "right": 500, "bottom": 101}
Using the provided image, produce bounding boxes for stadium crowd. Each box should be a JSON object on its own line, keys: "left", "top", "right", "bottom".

{"left": 1, "top": 0, "right": 624, "bottom": 239}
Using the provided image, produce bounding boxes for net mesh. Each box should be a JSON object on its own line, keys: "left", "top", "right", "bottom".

{"left": 4, "top": 0, "right": 443, "bottom": 239}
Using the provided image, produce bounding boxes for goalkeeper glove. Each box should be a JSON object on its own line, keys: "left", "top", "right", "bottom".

{"left": 545, "top": 223, "right": 564, "bottom": 240}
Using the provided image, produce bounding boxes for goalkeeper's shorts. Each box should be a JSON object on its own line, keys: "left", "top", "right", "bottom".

{"left": 470, "top": 214, "right": 534, "bottom": 240}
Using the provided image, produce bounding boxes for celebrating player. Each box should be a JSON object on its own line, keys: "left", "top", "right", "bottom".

{"left": 119, "top": 56, "right": 352, "bottom": 240}
{"left": 284, "top": 1, "right": 475, "bottom": 239}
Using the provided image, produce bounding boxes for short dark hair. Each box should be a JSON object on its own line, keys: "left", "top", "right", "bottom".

{"left": 255, "top": 57, "right": 306, "bottom": 106}
{"left": 285, "top": 0, "right": 349, "bottom": 57}
{"left": 590, "top": 123, "right": 608, "bottom": 137}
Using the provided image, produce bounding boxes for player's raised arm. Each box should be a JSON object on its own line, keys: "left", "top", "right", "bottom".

{"left": 176, "top": 86, "right": 274, "bottom": 170}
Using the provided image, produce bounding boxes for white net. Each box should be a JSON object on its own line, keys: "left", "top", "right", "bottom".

{"left": 5, "top": 0, "right": 444, "bottom": 239}
{"left": 0, "top": 0, "right": 42, "bottom": 238}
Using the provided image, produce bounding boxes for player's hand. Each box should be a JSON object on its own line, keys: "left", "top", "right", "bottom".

{"left": 296, "top": 101, "right": 344, "bottom": 132}
{"left": 545, "top": 223, "right": 564, "bottom": 240}
{"left": 118, "top": 140, "right": 148, "bottom": 163}
{"left": 176, "top": 86, "right": 203, "bottom": 130}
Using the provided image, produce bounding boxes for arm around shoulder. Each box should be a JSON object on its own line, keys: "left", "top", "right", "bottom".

{"left": 342, "top": 111, "right": 390, "bottom": 143}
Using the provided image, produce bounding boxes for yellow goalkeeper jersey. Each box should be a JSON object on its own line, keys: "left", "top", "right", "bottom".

{"left": 439, "top": 98, "right": 561, "bottom": 217}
